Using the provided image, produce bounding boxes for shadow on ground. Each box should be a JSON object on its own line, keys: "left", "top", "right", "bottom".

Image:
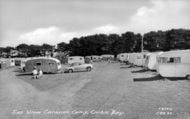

{"left": 131, "top": 69, "right": 150, "bottom": 73}
{"left": 16, "top": 72, "right": 32, "bottom": 76}
{"left": 120, "top": 65, "right": 138, "bottom": 69}
{"left": 64, "top": 70, "right": 92, "bottom": 74}
{"left": 134, "top": 75, "right": 188, "bottom": 82}
{"left": 133, "top": 75, "right": 164, "bottom": 82}
{"left": 166, "top": 77, "right": 188, "bottom": 81}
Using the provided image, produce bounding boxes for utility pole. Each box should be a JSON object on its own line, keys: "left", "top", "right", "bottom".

{"left": 141, "top": 34, "right": 144, "bottom": 52}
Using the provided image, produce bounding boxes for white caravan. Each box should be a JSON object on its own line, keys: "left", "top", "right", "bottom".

{"left": 157, "top": 50, "right": 190, "bottom": 79}
{"left": 0, "top": 58, "right": 15, "bottom": 67}
{"left": 128, "top": 53, "right": 135, "bottom": 64}
{"left": 9, "top": 58, "right": 15, "bottom": 66}
{"left": 91, "top": 55, "right": 102, "bottom": 61}
{"left": 101, "top": 54, "right": 114, "bottom": 58}
{"left": 133, "top": 52, "right": 147, "bottom": 66}
{"left": 128, "top": 52, "right": 147, "bottom": 66}
{"left": 117, "top": 53, "right": 129, "bottom": 62}
{"left": 68, "top": 56, "right": 84, "bottom": 64}
{"left": 144, "top": 52, "right": 163, "bottom": 70}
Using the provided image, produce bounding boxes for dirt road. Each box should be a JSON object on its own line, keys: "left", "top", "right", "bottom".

{"left": 0, "top": 62, "right": 190, "bottom": 119}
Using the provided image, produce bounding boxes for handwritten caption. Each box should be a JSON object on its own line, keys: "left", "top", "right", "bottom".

{"left": 12, "top": 109, "right": 124, "bottom": 116}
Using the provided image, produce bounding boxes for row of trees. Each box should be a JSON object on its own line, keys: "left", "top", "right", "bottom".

{"left": 143, "top": 29, "right": 190, "bottom": 51}
{"left": 0, "top": 29, "right": 190, "bottom": 57}
{"left": 0, "top": 44, "right": 54, "bottom": 57}
{"left": 64, "top": 29, "right": 190, "bottom": 56}
{"left": 67, "top": 32, "right": 142, "bottom": 56}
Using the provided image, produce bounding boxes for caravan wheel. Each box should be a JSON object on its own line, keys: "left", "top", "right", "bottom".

{"left": 23, "top": 67, "right": 26, "bottom": 72}
{"left": 68, "top": 69, "right": 73, "bottom": 73}
{"left": 186, "top": 75, "right": 190, "bottom": 80}
{"left": 86, "top": 67, "right": 91, "bottom": 72}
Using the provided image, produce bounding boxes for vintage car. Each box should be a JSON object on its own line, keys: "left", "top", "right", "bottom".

{"left": 64, "top": 62, "right": 93, "bottom": 73}
{"left": 65, "top": 62, "right": 93, "bottom": 73}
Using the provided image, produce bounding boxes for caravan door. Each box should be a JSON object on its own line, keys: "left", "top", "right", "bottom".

{"left": 48, "top": 62, "right": 57, "bottom": 73}
{"left": 167, "top": 57, "right": 177, "bottom": 77}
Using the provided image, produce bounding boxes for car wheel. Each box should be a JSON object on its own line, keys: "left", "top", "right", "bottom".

{"left": 68, "top": 69, "right": 73, "bottom": 73}
{"left": 186, "top": 75, "right": 190, "bottom": 80}
{"left": 87, "top": 67, "right": 91, "bottom": 72}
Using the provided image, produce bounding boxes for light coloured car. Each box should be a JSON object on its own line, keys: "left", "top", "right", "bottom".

{"left": 64, "top": 62, "right": 93, "bottom": 73}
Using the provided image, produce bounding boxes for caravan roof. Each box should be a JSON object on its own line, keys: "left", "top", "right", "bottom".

{"left": 101, "top": 54, "right": 114, "bottom": 57}
{"left": 28, "top": 57, "right": 60, "bottom": 63}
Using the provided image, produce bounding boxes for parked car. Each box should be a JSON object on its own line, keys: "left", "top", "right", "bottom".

{"left": 64, "top": 62, "right": 93, "bottom": 73}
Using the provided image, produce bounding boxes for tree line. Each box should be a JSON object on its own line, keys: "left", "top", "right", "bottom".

{"left": 0, "top": 28, "right": 190, "bottom": 57}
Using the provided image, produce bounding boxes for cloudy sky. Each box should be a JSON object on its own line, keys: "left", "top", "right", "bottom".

{"left": 0, "top": 0, "right": 190, "bottom": 47}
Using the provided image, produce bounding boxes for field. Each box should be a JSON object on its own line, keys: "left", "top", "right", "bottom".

{"left": 0, "top": 62, "right": 190, "bottom": 119}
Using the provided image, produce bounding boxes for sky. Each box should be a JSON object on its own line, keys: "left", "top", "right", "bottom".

{"left": 0, "top": 0, "right": 190, "bottom": 47}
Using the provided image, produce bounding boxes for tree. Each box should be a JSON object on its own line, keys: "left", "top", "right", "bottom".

{"left": 143, "top": 31, "right": 167, "bottom": 51}
{"left": 108, "top": 34, "right": 121, "bottom": 57}
{"left": 28, "top": 45, "right": 42, "bottom": 57}
{"left": 57, "top": 42, "right": 68, "bottom": 52}
{"left": 16, "top": 44, "right": 29, "bottom": 57}
{"left": 41, "top": 44, "right": 53, "bottom": 51}
{"left": 3, "top": 46, "right": 14, "bottom": 53}
{"left": 166, "top": 29, "right": 190, "bottom": 50}
{"left": 121, "top": 32, "right": 139, "bottom": 52}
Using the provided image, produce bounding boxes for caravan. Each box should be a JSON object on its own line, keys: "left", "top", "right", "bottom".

{"left": 91, "top": 55, "right": 102, "bottom": 61}
{"left": 128, "top": 52, "right": 147, "bottom": 66}
{"left": 24, "top": 57, "right": 61, "bottom": 73}
{"left": 133, "top": 52, "right": 147, "bottom": 66}
{"left": 101, "top": 54, "right": 114, "bottom": 61}
{"left": 128, "top": 53, "right": 135, "bottom": 64}
{"left": 144, "top": 52, "right": 163, "bottom": 70}
{"left": 9, "top": 58, "right": 15, "bottom": 66}
{"left": 157, "top": 50, "right": 190, "bottom": 79}
{"left": 68, "top": 56, "right": 84, "bottom": 64}
{"left": 0, "top": 58, "right": 15, "bottom": 69}
{"left": 117, "top": 53, "right": 128, "bottom": 62}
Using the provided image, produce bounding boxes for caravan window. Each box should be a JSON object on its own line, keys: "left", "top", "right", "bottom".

{"left": 121, "top": 55, "right": 124, "bottom": 57}
{"left": 69, "top": 58, "right": 73, "bottom": 60}
{"left": 158, "top": 57, "right": 168, "bottom": 63}
{"left": 168, "top": 58, "right": 174, "bottom": 63}
{"left": 146, "top": 56, "right": 150, "bottom": 61}
{"left": 158, "top": 57, "right": 181, "bottom": 63}
{"left": 174, "top": 57, "right": 181, "bottom": 63}
{"left": 80, "top": 58, "right": 83, "bottom": 60}
{"left": 49, "top": 63, "right": 54, "bottom": 66}
{"left": 168, "top": 57, "right": 181, "bottom": 63}
{"left": 137, "top": 55, "right": 142, "bottom": 59}
{"left": 36, "top": 63, "right": 41, "bottom": 66}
